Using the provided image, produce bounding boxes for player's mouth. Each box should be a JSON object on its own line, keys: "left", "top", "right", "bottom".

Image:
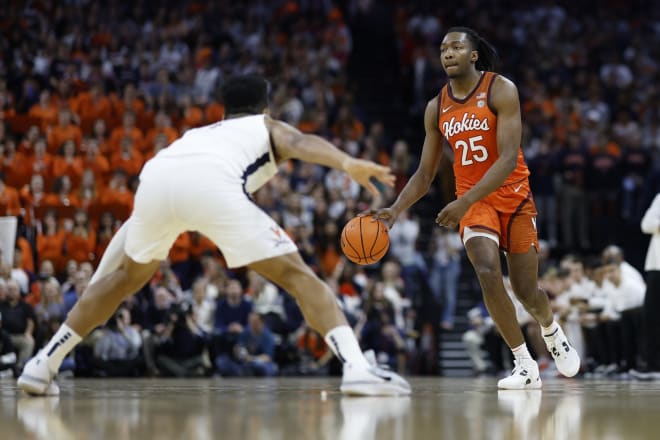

{"left": 444, "top": 63, "right": 458, "bottom": 71}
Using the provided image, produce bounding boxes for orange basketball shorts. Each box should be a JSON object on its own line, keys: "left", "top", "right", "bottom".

{"left": 459, "top": 179, "right": 538, "bottom": 254}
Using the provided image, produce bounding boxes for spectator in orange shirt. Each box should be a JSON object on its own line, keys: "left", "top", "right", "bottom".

{"left": 24, "top": 138, "right": 53, "bottom": 189}
{"left": 20, "top": 174, "right": 47, "bottom": 227}
{"left": 111, "top": 83, "right": 146, "bottom": 128}
{"left": 143, "top": 132, "right": 170, "bottom": 161}
{"left": 44, "top": 175, "right": 80, "bottom": 210}
{"left": 178, "top": 94, "right": 204, "bottom": 130}
{"left": 110, "top": 137, "right": 144, "bottom": 178}
{"left": 64, "top": 209, "right": 97, "bottom": 265}
{"left": 110, "top": 110, "right": 144, "bottom": 154}
{"left": 16, "top": 125, "right": 41, "bottom": 158}
{"left": 47, "top": 108, "right": 82, "bottom": 154}
{"left": 99, "top": 169, "right": 133, "bottom": 221}
{"left": 74, "top": 83, "right": 112, "bottom": 133}
{"left": 94, "top": 211, "right": 118, "bottom": 262}
{"left": 1, "top": 137, "right": 24, "bottom": 188}
{"left": 0, "top": 172, "right": 21, "bottom": 216}
{"left": 52, "top": 140, "right": 84, "bottom": 188}
{"left": 81, "top": 138, "right": 110, "bottom": 184}
{"left": 205, "top": 99, "right": 224, "bottom": 123}
{"left": 90, "top": 119, "right": 112, "bottom": 157}
{"left": 143, "top": 111, "right": 178, "bottom": 154}
{"left": 36, "top": 209, "right": 66, "bottom": 273}
{"left": 16, "top": 236, "right": 35, "bottom": 275}
{"left": 28, "top": 90, "right": 59, "bottom": 132}
{"left": 77, "top": 169, "right": 100, "bottom": 211}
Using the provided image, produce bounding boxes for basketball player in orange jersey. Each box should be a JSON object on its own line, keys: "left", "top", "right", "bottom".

{"left": 18, "top": 75, "right": 410, "bottom": 397}
{"left": 370, "top": 27, "right": 580, "bottom": 389}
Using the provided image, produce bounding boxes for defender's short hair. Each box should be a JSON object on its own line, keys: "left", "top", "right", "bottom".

{"left": 220, "top": 75, "right": 270, "bottom": 116}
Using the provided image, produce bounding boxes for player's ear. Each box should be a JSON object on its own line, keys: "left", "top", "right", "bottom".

{"left": 471, "top": 50, "right": 479, "bottom": 64}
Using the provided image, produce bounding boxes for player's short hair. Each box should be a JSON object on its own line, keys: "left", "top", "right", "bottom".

{"left": 446, "top": 26, "right": 498, "bottom": 71}
{"left": 220, "top": 75, "right": 270, "bottom": 116}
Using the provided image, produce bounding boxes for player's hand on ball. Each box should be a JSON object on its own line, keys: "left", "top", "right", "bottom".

{"left": 361, "top": 207, "right": 399, "bottom": 229}
{"left": 436, "top": 198, "right": 471, "bottom": 229}
{"left": 344, "top": 158, "right": 395, "bottom": 198}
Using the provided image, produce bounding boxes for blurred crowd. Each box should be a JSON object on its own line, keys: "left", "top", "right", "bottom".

{"left": 1, "top": 0, "right": 660, "bottom": 379}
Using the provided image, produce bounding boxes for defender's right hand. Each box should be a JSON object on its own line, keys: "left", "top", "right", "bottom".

{"left": 361, "top": 207, "right": 399, "bottom": 229}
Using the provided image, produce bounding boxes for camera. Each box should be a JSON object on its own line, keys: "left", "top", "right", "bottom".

{"left": 168, "top": 301, "right": 193, "bottom": 324}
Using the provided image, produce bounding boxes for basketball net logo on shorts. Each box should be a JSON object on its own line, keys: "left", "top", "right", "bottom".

{"left": 270, "top": 226, "right": 290, "bottom": 247}
{"left": 442, "top": 113, "right": 490, "bottom": 139}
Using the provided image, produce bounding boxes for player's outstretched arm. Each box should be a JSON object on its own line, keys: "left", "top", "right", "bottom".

{"left": 365, "top": 98, "right": 444, "bottom": 228}
{"left": 266, "top": 116, "right": 394, "bottom": 198}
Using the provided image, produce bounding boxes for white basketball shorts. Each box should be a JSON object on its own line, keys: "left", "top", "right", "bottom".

{"left": 124, "top": 158, "right": 297, "bottom": 268}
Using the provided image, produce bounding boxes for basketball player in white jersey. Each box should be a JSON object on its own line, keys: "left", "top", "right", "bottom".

{"left": 18, "top": 75, "right": 410, "bottom": 396}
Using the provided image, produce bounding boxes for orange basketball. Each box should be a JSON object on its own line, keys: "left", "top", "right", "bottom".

{"left": 340, "top": 216, "right": 390, "bottom": 265}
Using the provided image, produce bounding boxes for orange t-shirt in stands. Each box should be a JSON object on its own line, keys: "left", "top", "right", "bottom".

{"left": 0, "top": 184, "right": 21, "bottom": 216}
{"left": 47, "top": 124, "right": 82, "bottom": 154}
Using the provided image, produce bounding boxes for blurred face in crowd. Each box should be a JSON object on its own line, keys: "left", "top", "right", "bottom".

{"left": 192, "top": 278, "right": 208, "bottom": 303}
{"left": 561, "top": 260, "right": 584, "bottom": 283}
{"left": 248, "top": 312, "right": 263, "bottom": 333}
{"left": 440, "top": 32, "right": 477, "bottom": 78}
{"left": 155, "top": 287, "right": 173, "bottom": 310}
{"left": 226, "top": 280, "right": 243, "bottom": 305}
{"left": 79, "top": 262, "right": 94, "bottom": 279}
{"left": 6, "top": 279, "right": 21, "bottom": 303}
{"left": 43, "top": 278, "right": 61, "bottom": 302}
{"left": 74, "top": 271, "right": 89, "bottom": 295}
{"left": 382, "top": 261, "right": 400, "bottom": 280}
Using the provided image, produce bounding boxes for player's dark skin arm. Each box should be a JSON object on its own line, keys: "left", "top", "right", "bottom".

{"left": 364, "top": 98, "right": 444, "bottom": 227}
{"left": 265, "top": 116, "right": 395, "bottom": 197}
{"left": 436, "top": 76, "right": 522, "bottom": 228}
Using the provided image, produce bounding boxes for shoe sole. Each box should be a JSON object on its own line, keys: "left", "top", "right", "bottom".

{"left": 17, "top": 375, "right": 53, "bottom": 396}
{"left": 340, "top": 381, "right": 411, "bottom": 396}
{"left": 497, "top": 378, "right": 542, "bottom": 390}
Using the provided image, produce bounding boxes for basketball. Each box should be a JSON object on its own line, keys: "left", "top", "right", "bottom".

{"left": 340, "top": 216, "right": 390, "bottom": 265}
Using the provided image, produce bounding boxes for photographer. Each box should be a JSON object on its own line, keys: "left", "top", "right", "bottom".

{"left": 215, "top": 313, "right": 278, "bottom": 377}
{"left": 92, "top": 306, "right": 143, "bottom": 377}
{"left": 155, "top": 300, "right": 207, "bottom": 377}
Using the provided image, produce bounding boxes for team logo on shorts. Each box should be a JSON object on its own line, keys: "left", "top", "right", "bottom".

{"left": 531, "top": 217, "right": 537, "bottom": 231}
{"left": 270, "top": 226, "right": 290, "bottom": 247}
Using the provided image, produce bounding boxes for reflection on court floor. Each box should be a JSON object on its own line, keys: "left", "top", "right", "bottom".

{"left": 2, "top": 377, "right": 660, "bottom": 439}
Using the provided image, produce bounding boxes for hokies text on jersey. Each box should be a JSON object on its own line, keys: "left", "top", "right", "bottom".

{"left": 442, "top": 112, "right": 490, "bottom": 139}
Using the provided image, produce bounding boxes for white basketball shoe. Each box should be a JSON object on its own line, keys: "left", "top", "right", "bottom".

{"left": 17, "top": 352, "right": 60, "bottom": 396}
{"left": 543, "top": 325, "right": 581, "bottom": 377}
{"left": 497, "top": 358, "right": 542, "bottom": 390}
{"left": 340, "top": 362, "right": 411, "bottom": 396}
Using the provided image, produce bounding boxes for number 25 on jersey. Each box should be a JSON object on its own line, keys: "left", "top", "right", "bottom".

{"left": 455, "top": 135, "right": 488, "bottom": 166}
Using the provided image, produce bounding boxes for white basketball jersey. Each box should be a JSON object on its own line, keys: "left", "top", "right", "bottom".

{"left": 150, "top": 114, "right": 277, "bottom": 193}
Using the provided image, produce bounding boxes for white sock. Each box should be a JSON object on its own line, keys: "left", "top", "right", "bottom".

{"left": 511, "top": 343, "right": 532, "bottom": 361}
{"left": 324, "top": 326, "right": 369, "bottom": 368}
{"left": 41, "top": 324, "right": 82, "bottom": 372}
{"left": 541, "top": 320, "right": 560, "bottom": 338}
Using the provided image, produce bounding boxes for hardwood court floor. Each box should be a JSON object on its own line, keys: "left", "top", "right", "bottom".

{"left": 2, "top": 376, "right": 660, "bottom": 440}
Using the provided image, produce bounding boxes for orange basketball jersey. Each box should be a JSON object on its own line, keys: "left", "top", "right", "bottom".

{"left": 437, "top": 72, "right": 529, "bottom": 196}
